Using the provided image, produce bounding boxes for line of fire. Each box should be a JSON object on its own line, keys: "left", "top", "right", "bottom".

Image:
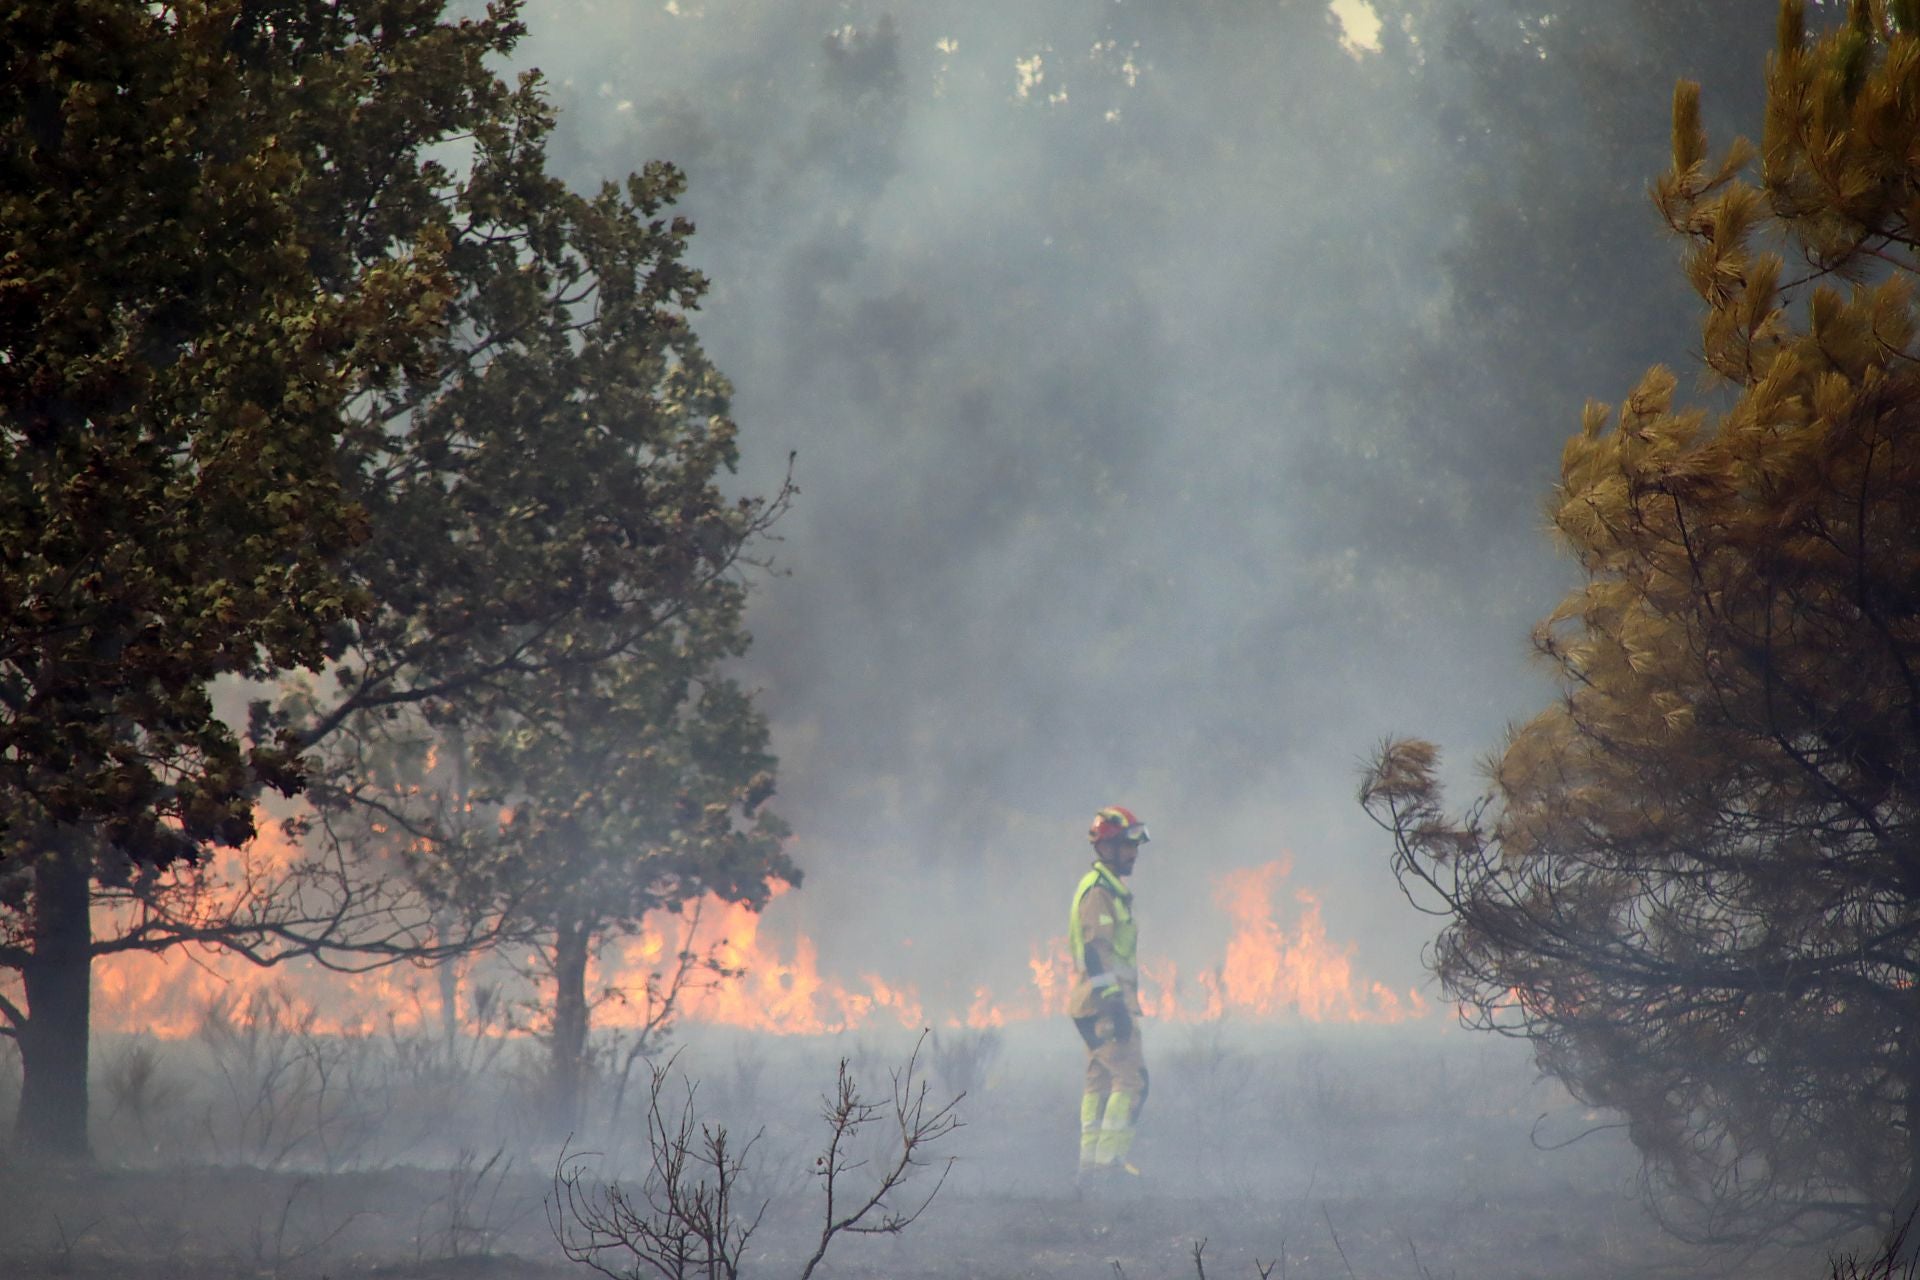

{"left": 81, "top": 818, "right": 1427, "bottom": 1042}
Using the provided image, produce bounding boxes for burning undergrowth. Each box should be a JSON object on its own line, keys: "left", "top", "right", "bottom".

{"left": 0, "top": 816, "right": 1721, "bottom": 1277}
{"left": 72, "top": 816, "right": 1426, "bottom": 1046}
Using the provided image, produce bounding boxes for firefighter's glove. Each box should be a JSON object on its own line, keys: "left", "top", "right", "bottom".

{"left": 1096, "top": 986, "right": 1133, "bottom": 1042}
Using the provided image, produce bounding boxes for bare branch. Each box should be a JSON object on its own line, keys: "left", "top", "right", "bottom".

{"left": 797, "top": 1030, "right": 962, "bottom": 1280}
{"left": 547, "top": 1059, "right": 766, "bottom": 1280}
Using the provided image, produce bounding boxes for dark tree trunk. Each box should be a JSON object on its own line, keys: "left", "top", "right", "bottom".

{"left": 15, "top": 842, "right": 94, "bottom": 1160}
{"left": 434, "top": 910, "right": 461, "bottom": 1054}
{"left": 437, "top": 959, "right": 461, "bottom": 1049}
{"left": 548, "top": 919, "right": 592, "bottom": 1133}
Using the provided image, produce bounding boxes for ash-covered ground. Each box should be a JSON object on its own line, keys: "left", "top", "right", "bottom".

{"left": 0, "top": 1020, "right": 1847, "bottom": 1278}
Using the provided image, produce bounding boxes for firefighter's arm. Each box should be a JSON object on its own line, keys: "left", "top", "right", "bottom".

{"left": 1077, "top": 885, "right": 1136, "bottom": 1023}
{"left": 1082, "top": 938, "right": 1132, "bottom": 1023}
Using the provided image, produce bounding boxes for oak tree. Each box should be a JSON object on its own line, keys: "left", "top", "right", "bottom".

{"left": 460, "top": 624, "right": 793, "bottom": 1131}
{"left": 1, "top": 0, "right": 792, "bottom": 1160}
{"left": 270, "top": 53, "right": 797, "bottom": 1133}
{"left": 0, "top": 0, "right": 459, "bottom": 1157}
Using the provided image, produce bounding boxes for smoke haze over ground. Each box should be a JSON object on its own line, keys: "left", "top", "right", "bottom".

{"left": 3, "top": 1023, "right": 1721, "bottom": 1279}
{"left": 9, "top": 5, "right": 1892, "bottom": 1277}
{"left": 504, "top": 0, "right": 1775, "bottom": 1011}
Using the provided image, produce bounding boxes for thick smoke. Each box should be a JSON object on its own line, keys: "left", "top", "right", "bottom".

{"left": 509, "top": 0, "right": 1775, "bottom": 1013}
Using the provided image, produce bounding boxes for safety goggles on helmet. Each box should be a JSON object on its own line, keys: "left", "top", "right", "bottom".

{"left": 1089, "top": 805, "right": 1150, "bottom": 845}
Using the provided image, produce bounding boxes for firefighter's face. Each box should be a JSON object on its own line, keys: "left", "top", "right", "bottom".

{"left": 1098, "top": 837, "right": 1141, "bottom": 875}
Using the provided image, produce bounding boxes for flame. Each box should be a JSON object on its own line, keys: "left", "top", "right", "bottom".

{"left": 72, "top": 822, "right": 1427, "bottom": 1039}
{"left": 1029, "top": 939, "right": 1073, "bottom": 1017}
{"left": 947, "top": 939, "right": 1073, "bottom": 1029}
{"left": 951, "top": 859, "right": 1426, "bottom": 1028}
{"left": 1197, "top": 860, "right": 1425, "bottom": 1023}
{"left": 985, "top": 860, "right": 1426, "bottom": 1027}
{"left": 599, "top": 889, "right": 925, "bottom": 1035}
{"left": 964, "top": 987, "right": 1007, "bottom": 1028}
{"left": 85, "top": 819, "right": 451, "bottom": 1039}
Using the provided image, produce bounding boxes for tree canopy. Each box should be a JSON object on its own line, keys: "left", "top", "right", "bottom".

{"left": 1364, "top": 0, "right": 1920, "bottom": 1244}
{"left": 0, "top": 0, "right": 790, "bottom": 1159}
{"left": 0, "top": 0, "right": 459, "bottom": 879}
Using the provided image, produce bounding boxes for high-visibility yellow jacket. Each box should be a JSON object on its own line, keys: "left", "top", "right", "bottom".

{"left": 1068, "top": 861, "right": 1140, "bottom": 1019}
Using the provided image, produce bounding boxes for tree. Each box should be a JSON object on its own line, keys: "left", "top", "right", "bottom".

{"left": 1363, "top": 0, "right": 1920, "bottom": 1246}
{"left": 0, "top": 0, "right": 464, "bottom": 1158}
{"left": 1, "top": 0, "right": 791, "bottom": 1160}
{"left": 457, "top": 617, "right": 794, "bottom": 1131}
{"left": 274, "top": 40, "right": 797, "bottom": 1132}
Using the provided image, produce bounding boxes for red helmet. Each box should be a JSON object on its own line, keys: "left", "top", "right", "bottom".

{"left": 1088, "top": 805, "right": 1150, "bottom": 845}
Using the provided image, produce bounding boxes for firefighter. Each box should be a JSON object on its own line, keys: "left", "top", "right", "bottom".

{"left": 1070, "top": 804, "right": 1151, "bottom": 1179}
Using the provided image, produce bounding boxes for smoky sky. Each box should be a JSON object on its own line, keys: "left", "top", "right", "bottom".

{"left": 505, "top": 0, "right": 1779, "bottom": 1009}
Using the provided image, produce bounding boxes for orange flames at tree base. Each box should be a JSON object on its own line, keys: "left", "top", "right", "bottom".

{"left": 67, "top": 841, "right": 1426, "bottom": 1040}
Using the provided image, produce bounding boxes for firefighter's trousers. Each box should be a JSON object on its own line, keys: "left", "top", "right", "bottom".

{"left": 1075, "top": 1009, "right": 1147, "bottom": 1170}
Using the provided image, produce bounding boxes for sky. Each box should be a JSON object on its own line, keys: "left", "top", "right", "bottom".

{"left": 471, "top": 0, "right": 1784, "bottom": 1022}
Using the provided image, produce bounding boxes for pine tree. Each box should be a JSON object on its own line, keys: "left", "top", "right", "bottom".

{"left": 1365, "top": 0, "right": 1920, "bottom": 1244}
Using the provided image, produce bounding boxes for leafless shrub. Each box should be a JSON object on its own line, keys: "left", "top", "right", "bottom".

{"left": 1190, "top": 1237, "right": 1293, "bottom": 1280}
{"left": 99, "top": 1035, "right": 185, "bottom": 1151}
{"left": 416, "top": 1142, "right": 529, "bottom": 1261}
{"left": 715, "top": 1037, "right": 769, "bottom": 1119}
{"left": 550, "top": 1063, "right": 767, "bottom": 1280}
{"left": 225, "top": 1175, "right": 366, "bottom": 1279}
{"left": 120, "top": 1204, "right": 190, "bottom": 1275}
{"left": 548, "top": 1032, "right": 961, "bottom": 1280}
{"left": 928, "top": 1025, "right": 1002, "bottom": 1099}
{"left": 1322, "top": 1205, "right": 1359, "bottom": 1280}
{"left": 1167, "top": 1024, "right": 1256, "bottom": 1111}
{"left": 1405, "top": 1229, "right": 1451, "bottom": 1280}
{"left": 368, "top": 980, "right": 517, "bottom": 1153}
{"left": 1294, "top": 1044, "right": 1360, "bottom": 1122}
{"left": 599, "top": 912, "right": 735, "bottom": 1122}
{"left": 1159, "top": 1026, "right": 1267, "bottom": 1199}
{"left": 793, "top": 1033, "right": 961, "bottom": 1280}
{"left": 1831, "top": 1214, "right": 1920, "bottom": 1279}
{"left": 195, "top": 986, "right": 387, "bottom": 1169}
{"left": 691, "top": 1043, "right": 771, "bottom": 1143}
{"left": 44, "top": 1212, "right": 100, "bottom": 1276}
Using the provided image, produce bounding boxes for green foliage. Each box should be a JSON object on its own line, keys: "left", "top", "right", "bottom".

{"left": 0, "top": 0, "right": 790, "bottom": 939}
{"left": 0, "top": 0, "right": 470, "bottom": 873}
{"left": 1366, "top": 0, "right": 1920, "bottom": 1246}
{"left": 264, "top": 10, "right": 793, "bottom": 859}
{"left": 454, "top": 603, "right": 794, "bottom": 1122}
{"left": 1, "top": 0, "right": 790, "bottom": 1158}
{"left": 244, "top": 0, "right": 800, "bottom": 1061}
{"left": 475, "top": 656, "right": 791, "bottom": 929}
